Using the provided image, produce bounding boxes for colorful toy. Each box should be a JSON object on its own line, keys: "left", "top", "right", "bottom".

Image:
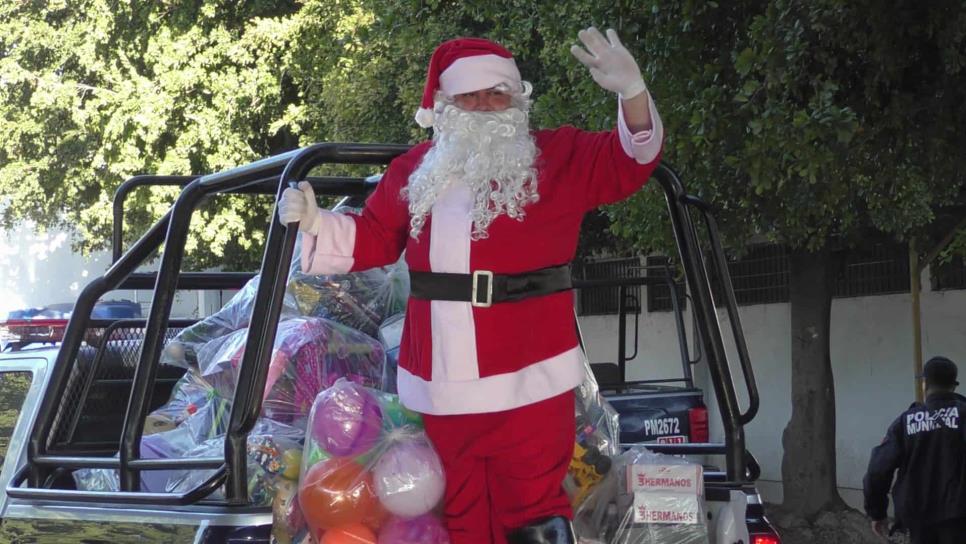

{"left": 319, "top": 523, "right": 377, "bottom": 544}
{"left": 378, "top": 514, "right": 451, "bottom": 544}
{"left": 299, "top": 457, "right": 378, "bottom": 531}
{"left": 281, "top": 449, "right": 303, "bottom": 480}
{"left": 272, "top": 479, "right": 304, "bottom": 544}
{"left": 311, "top": 381, "right": 383, "bottom": 458}
{"left": 380, "top": 395, "right": 423, "bottom": 430}
{"left": 372, "top": 439, "right": 445, "bottom": 518}
{"left": 568, "top": 441, "right": 612, "bottom": 508}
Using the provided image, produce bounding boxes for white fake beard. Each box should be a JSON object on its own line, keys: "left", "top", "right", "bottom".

{"left": 403, "top": 103, "right": 539, "bottom": 240}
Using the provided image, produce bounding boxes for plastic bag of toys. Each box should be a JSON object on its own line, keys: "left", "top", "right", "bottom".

{"left": 286, "top": 203, "right": 409, "bottom": 342}
{"left": 189, "top": 316, "right": 386, "bottom": 426}
{"left": 286, "top": 258, "right": 409, "bottom": 342}
{"left": 567, "top": 353, "right": 622, "bottom": 525}
{"left": 575, "top": 448, "right": 710, "bottom": 544}
{"left": 162, "top": 225, "right": 409, "bottom": 371}
{"left": 75, "top": 316, "right": 386, "bottom": 497}
{"left": 159, "top": 275, "right": 316, "bottom": 369}
{"left": 280, "top": 379, "right": 450, "bottom": 544}
{"left": 73, "top": 370, "right": 233, "bottom": 492}
{"left": 165, "top": 418, "right": 304, "bottom": 506}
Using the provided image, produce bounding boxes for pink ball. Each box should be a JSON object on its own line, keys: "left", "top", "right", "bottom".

{"left": 378, "top": 514, "right": 450, "bottom": 544}
{"left": 311, "top": 381, "right": 383, "bottom": 457}
{"left": 373, "top": 440, "right": 445, "bottom": 517}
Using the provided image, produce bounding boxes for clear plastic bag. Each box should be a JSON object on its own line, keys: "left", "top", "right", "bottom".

{"left": 567, "top": 353, "right": 622, "bottom": 515}
{"left": 164, "top": 418, "right": 304, "bottom": 506}
{"left": 160, "top": 276, "right": 296, "bottom": 369}
{"left": 162, "top": 228, "right": 409, "bottom": 371}
{"left": 292, "top": 379, "right": 446, "bottom": 543}
{"left": 376, "top": 313, "right": 405, "bottom": 394}
{"left": 287, "top": 259, "right": 409, "bottom": 341}
{"left": 74, "top": 316, "right": 385, "bottom": 499}
{"left": 190, "top": 316, "right": 387, "bottom": 426}
{"left": 575, "top": 448, "right": 710, "bottom": 544}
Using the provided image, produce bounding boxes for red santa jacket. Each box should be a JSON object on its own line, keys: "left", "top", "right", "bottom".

{"left": 301, "top": 103, "right": 662, "bottom": 415}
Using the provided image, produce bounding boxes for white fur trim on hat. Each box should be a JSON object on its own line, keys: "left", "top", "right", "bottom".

{"left": 439, "top": 54, "right": 522, "bottom": 97}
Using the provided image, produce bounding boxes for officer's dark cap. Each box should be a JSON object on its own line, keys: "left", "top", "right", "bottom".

{"left": 921, "top": 356, "right": 959, "bottom": 387}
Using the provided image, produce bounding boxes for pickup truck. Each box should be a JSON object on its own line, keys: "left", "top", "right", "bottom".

{"left": 575, "top": 261, "right": 711, "bottom": 447}
{"left": 0, "top": 144, "right": 780, "bottom": 543}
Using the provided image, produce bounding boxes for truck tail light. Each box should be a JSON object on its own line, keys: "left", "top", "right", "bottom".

{"left": 688, "top": 406, "right": 709, "bottom": 443}
{"left": 752, "top": 534, "right": 781, "bottom": 544}
{"left": 0, "top": 319, "right": 68, "bottom": 345}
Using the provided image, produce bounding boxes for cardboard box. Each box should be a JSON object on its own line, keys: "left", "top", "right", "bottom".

{"left": 632, "top": 492, "right": 703, "bottom": 525}
{"left": 626, "top": 463, "right": 704, "bottom": 496}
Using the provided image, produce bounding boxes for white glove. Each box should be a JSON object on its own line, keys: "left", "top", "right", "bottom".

{"left": 570, "top": 27, "right": 647, "bottom": 100}
{"left": 278, "top": 181, "right": 321, "bottom": 234}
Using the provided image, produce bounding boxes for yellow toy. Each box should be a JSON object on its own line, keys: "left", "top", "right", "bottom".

{"left": 569, "top": 441, "right": 612, "bottom": 507}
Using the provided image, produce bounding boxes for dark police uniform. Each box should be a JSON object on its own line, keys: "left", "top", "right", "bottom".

{"left": 863, "top": 391, "right": 966, "bottom": 543}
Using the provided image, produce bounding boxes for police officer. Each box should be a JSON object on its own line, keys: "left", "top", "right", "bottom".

{"left": 863, "top": 356, "right": 966, "bottom": 543}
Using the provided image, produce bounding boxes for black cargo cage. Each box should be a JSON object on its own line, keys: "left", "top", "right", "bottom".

{"left": 7, "top": 143, "right": 760, "bottom": 506}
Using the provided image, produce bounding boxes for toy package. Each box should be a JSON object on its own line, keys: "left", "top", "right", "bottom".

{"left": 277, "top": 379, "right": 450, "bottom": 544}
{"left": 575, "top": 448, "right": 710, "bottom": 544}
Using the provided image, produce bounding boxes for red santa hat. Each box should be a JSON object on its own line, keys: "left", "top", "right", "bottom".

{"left": 414, "top": 37, "right": 523, "bottom": 128}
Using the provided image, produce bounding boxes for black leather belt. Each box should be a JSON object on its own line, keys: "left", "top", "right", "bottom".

{"left": 409, "top": 264, "right": 573, "bottom": 308}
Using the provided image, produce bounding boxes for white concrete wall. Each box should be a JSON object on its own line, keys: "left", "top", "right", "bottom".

{"left": 577, "top": 272, "right": 966, "bottom": 510}
{"left": 0, "top": 222, "right": 221, "bottom": 320}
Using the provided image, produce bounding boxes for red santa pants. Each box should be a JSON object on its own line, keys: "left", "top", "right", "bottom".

{"left": 422, "top": 391, "right": 575, "bottom": 544}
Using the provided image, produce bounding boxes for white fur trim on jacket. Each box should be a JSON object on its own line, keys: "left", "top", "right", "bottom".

{"left": 299, "top": 210, "right": 356, "bottom": 275}
{"left": 617, "top": 91, "right": 664, "bottom": 165}
{"left": 397, "top": 346, "right": 586, "bottom": 415}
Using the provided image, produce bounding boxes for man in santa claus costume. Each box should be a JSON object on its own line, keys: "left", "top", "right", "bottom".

{"left": 279, "top": 27, "right": 663, "bottom": 544}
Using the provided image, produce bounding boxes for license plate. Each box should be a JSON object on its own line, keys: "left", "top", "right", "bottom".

{"left": 657, "top": 435, "right": 688, "bottom": 444}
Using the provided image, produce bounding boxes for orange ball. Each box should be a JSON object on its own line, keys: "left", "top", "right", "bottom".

{"left": 319, "top": 523, "right": 377, "bottom": 544}
{"left": 299, "top": 458, "right": 378, "bottom": 531}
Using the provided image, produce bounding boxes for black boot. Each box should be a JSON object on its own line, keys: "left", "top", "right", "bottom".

{"left": 506, "top": 516, "right": 576, "bottom": 544}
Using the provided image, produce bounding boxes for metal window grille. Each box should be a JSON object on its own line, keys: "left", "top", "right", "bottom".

{"left": 575, "top": 257, "right": 642, "bottom": 316}
{"left": 716, "top": 244, "right": 790, "bottom": 306}
{"left": 833, "top": 242, "right": 910, "bottom": 298}
{"left": 651, "top": 245, "right": 790, "bottom": 312}
{"left": 931, "top": 255, "right": 966, "bottom": 291}
{"left": 646, "top": 255, "right": 686, "bottom": 313}
{"left": 48, "top": 324, "right": 187, "bottom": 452}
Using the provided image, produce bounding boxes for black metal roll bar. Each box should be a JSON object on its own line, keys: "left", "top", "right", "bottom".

{"left": 682, "top": 195, "right": 760, "bottom": 425}
{"left": 652, "top": 165, "right": 759, "bottom": 480}
{"left": 112, "top": 174, "right": 380, "bottom": 262}
{"left": 18, "top": 143, "right": 409, "bottom": 504}
{"left": 13, "top": 147, "right": 759, "bottom": 506}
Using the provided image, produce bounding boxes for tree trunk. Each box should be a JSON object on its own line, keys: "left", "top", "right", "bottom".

{"left": 780, "top": 247, "right": 845, "bottom": 516}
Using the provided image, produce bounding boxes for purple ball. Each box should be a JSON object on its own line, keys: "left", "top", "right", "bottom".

{"left": 310, "top": 381, "right": 383, "bottom": 457}
{"left": 378, "top": 514, "right": 451, "bottom": 544}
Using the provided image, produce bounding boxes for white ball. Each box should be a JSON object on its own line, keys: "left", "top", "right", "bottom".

{"left": 373, "top": 439, "right": 445, "bottom": 518}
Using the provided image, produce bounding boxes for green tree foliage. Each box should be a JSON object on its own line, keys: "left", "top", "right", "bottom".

{"left": 0, "top": 0, "right": 303, "bottom": 270}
